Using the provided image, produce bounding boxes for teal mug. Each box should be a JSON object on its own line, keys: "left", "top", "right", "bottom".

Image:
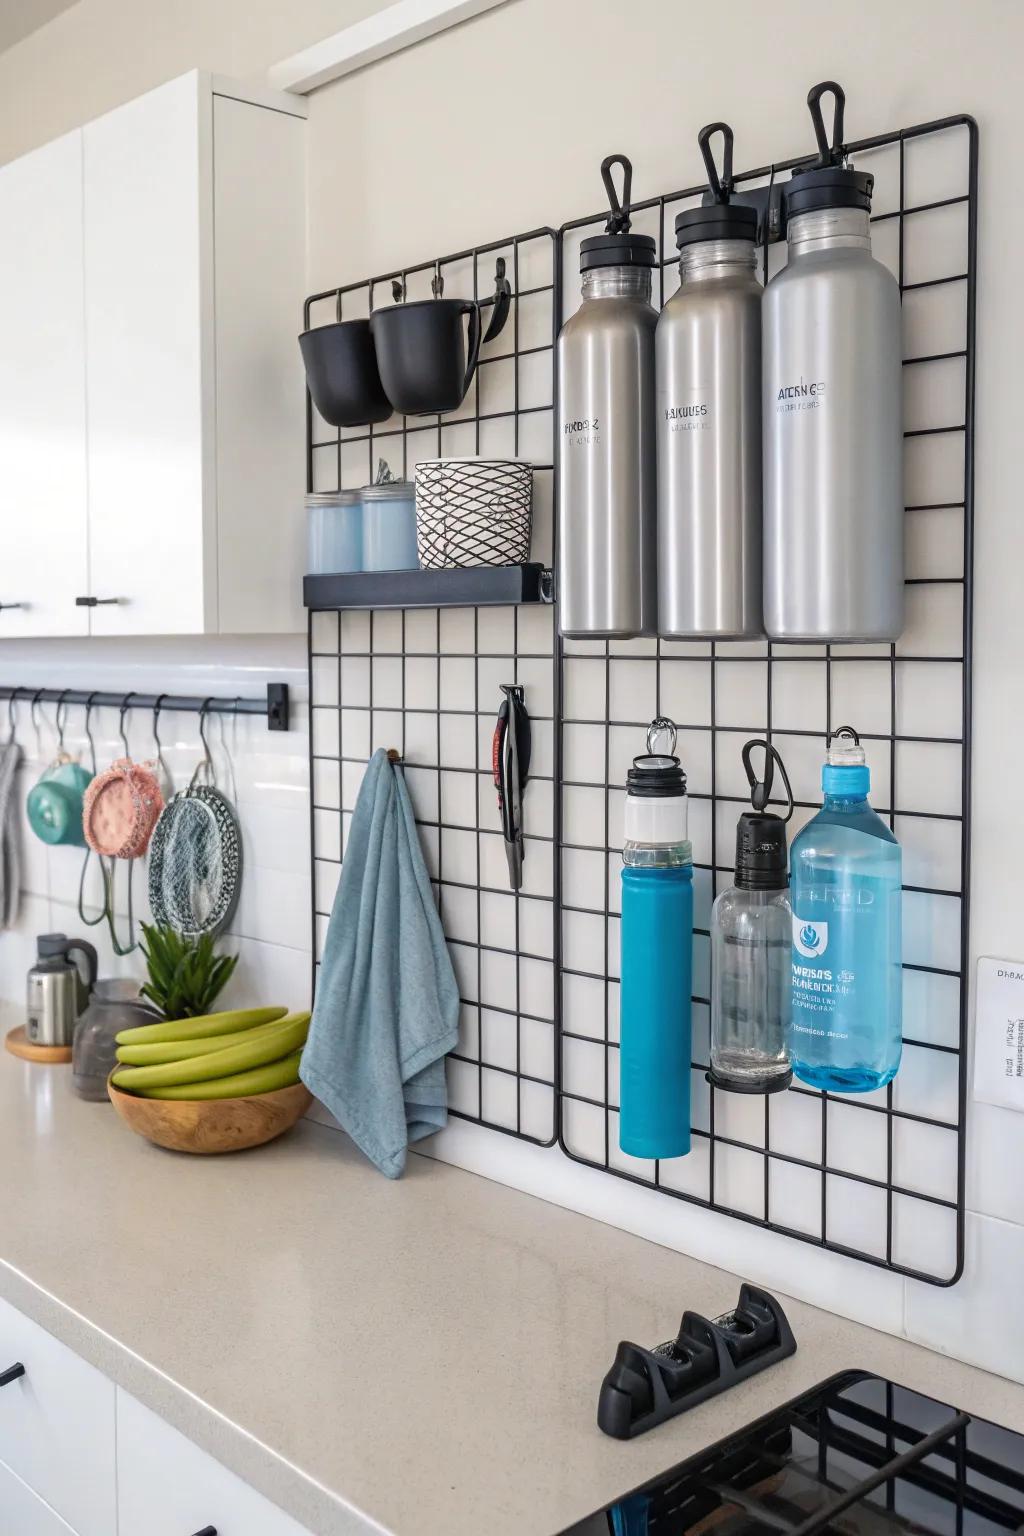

{"left": 27, "top": 757, "right": 93, "bottom": 847}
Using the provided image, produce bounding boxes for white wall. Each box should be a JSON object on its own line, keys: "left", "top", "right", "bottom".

{"left": 0, "top": 0, "right": 1021, "bottom": 1388}
{"left": 302, "top": 0, "right": 1024, "bottom": 1384}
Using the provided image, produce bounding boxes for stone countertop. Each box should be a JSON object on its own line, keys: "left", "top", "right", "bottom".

{"left": 1, "top": 1056, "right": 1022, "bottom": 1536}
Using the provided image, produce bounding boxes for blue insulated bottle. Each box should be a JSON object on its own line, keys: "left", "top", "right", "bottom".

{"left": 619, "top": 719, "right": 693, "bottom": 1159}
{"left": 789, "top": 727, "right": 902, "bottom": 1093}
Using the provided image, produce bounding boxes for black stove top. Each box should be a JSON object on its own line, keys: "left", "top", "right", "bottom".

{"left": 565, "top": 1372, "right": 1024, "bottom": 1536}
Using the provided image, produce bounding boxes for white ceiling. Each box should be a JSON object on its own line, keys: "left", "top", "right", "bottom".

{"left": 0, "top": 0, "right": 78, "bottom": 54}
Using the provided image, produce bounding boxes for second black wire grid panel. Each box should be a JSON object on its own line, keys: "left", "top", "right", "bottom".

{"left": 557, "top": 114, "right": 975, "bottom": 1286}
{"left": 305, "top": 115, "right": 973, "bottom": 1282}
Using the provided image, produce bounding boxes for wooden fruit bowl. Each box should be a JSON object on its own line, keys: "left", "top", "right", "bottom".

{"left": 107, "top": 1077, "right": 312, "bottom": 1154}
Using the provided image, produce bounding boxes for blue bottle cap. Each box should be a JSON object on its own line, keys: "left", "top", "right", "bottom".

{"left": 822, "top": 729, "right": 870, "bottom": 797}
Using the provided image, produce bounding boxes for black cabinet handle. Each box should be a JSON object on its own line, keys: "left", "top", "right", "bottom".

{"left": 190, "top": 1528, "right": 217, "bottom": 1535}
{"left": 0, "top": 602, "right": 24, "bottom": 611}
{"left": 0, "top": 1363, "right": 26, "bottom": 1387}
{"left": 75, "top": 596, "right": 121, "bottom": 607}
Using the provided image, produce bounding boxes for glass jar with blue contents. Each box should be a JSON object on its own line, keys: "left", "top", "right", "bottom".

{"left": 306, "top": 490, "right": 362, "bottom": 574}
{"left": 361, "top": 481, "right": 419, "bottom": 572}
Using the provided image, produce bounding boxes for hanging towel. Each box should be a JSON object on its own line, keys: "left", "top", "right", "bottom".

{"left": 0, "top": 739, "right": 23, "bottom": 930}
{"left": 301, "top": 748, "right": 459, "bottom": 1178}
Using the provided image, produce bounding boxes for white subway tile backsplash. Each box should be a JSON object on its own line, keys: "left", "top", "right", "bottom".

{"left": 906, "top": 1215, "right": 1024, "bottom": 1379}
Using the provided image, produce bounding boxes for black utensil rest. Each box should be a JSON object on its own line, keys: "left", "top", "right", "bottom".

{"left": 597, "top": 1283, "right": 796, "bottom": 1439}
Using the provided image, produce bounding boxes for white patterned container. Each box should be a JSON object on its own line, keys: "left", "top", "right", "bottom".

{"left": 414, "top": 458, "right": 533, "bottom": 569}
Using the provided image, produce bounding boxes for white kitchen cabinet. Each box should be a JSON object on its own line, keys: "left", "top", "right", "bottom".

{"left": 0, "top": 1457, "right": 78, "bottom": 1535}
{"left": 117, "top": 1387, "right": 314, "bottom": 1536}
{"left": 82, "top": 72, "right": 307, "bottom": 635}
{"left": 0, "top": 1294, "right": 116, "bottom": 1536}
{"left": 0, "top": 132, "right": 90, "bottom": 638}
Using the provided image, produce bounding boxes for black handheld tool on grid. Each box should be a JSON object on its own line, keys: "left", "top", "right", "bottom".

{"left": 492, "top": 684, "right": 531, "bottom": 890}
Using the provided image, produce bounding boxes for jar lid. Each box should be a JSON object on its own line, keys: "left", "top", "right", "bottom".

{"left": 361, "top": 481, "right": 415, "bottom": 502}
{"left": 305, "top": 490, "right": 361, "bottom": 507}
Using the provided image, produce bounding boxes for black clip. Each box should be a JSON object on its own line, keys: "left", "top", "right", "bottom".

{"left": 598, "top": 1284, "right": 796, "bottom": 1440}
{"left": 600, "top": 153, "right": 633, "bottom": 235}
{"left": 742, "top": 739, "right": 794, "bottom": 820}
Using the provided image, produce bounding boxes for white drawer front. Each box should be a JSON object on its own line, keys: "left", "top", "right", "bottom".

{"left": 0, "top": 1296, "right": 115, "bottom": 1536}
{"left": 117, "top": 1388, "right": 314, "bottom": 1536}
{"left": 0, "top": 1455, "right": 78, "bottom": 1535}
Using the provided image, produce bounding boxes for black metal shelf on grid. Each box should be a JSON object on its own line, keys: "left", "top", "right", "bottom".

{"left": 555, "top": 112, "right": 976, "bottom": 1286}
{"left": 304, "top": 226, "right": 559, "bottom": 490}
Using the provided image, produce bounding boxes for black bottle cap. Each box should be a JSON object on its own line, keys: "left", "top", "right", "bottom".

{"left": 580, "top": 232, "right": 657, "bottom": 271}
{"left": 735, "top": 813, "right": 789, "bottom": 890}
{"left": 783, "top": 164, "right": 874, "bottom": 222}
{"left": 37, "top": 933, "right": 69, "bottom": 958}
{"left": 675, "top": 202, "right": 758, "bottom": 249}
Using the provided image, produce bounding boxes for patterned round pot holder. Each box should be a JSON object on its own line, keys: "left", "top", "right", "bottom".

{"left": 148, "top": 701, "right": 243, "bottom": 938}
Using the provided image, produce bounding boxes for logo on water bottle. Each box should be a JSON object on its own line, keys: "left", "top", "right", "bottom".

{"left": 793, "top": 916, "right": 828, "bottom": 958}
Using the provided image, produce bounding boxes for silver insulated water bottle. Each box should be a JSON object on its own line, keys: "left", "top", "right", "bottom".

{"left": 763, "top": 82, "right": 904, "bottom": 642}
{"left": 558, "top": 155, "right": 658, "bottom": 638}
{"left": 657, "top": 123, "right": 763, "bottom": 639}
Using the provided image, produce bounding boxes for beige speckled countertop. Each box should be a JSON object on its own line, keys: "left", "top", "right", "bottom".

{"left": 2, "top": 1055, "right": 1023, "bottom": 1536}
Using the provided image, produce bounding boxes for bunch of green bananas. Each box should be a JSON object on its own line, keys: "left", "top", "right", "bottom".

{"left": 111, "top": 1006, "right": 310, "bottom": 1101}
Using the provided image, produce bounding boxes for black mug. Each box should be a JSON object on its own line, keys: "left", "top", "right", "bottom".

{"left": 370, "top": 298, "right": 483, "bottom": 416}
{"left": 298, "top": 318, "right": 392, "bottom": 428}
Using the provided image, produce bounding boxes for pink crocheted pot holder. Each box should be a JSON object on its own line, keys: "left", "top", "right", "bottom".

{"left": 83, "top": 758, "right": 165, "bottom": 859}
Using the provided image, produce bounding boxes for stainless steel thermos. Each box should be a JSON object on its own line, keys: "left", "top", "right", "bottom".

{"left": 558, "top": 155, "right": 658, "bottom": 638}
{"left": 763, "top": 82, "right": 904, "bottom": 641}
{"left": 657, "top": 124, "right": 763, "bottom": 639}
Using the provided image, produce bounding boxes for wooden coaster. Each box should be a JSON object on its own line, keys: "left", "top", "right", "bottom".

{"left": 5, "top": 1026, "right": 73, "bottom": 1064}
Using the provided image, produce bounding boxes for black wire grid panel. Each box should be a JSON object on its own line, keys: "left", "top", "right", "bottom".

{"left": 307, "top": 229, "right": 561, "bottom": 1146}
{"left": 556, "top": 115, "right": 977, "bottom": 1286}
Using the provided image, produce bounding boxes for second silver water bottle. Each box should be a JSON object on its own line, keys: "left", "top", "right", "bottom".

{"left": 657, "top": 124, "right": 763, "bottom": 639}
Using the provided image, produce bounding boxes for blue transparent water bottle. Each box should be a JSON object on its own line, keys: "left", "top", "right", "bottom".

{"left": 789, "top": 727, "right": 902, "bottom": 1093}
{"left": 619, "top": 718, "right": 693, "bottom": 1159}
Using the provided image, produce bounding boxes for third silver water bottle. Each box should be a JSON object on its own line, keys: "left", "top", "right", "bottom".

{"left": 763, "top": 82, "right": 904, "bottom": 642}
{"left": 657, "top": 123, "right": 762, "bottom": 639}
{"left": 558, "top": 154, "right": 658, "bottom": 638}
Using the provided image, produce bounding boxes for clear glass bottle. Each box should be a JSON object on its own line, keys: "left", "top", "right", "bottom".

{"left": 710, "top": 742, "right": 793, "bottom": 1093}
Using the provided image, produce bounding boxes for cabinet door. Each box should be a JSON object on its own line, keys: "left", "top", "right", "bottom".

{"left": 83, "top": 71, "right": 212, "bottom": 635}
{"left": 0, "top": 132, "right": 90, "bottom": 636}
{"left": 0, "top": 1294, "right": 116, "bottom": 1536}
{"left": 116, "top": 1388, "right": 314, "bottom": 1536}
{"left": 0, "top": 1457, "right": 77, "bottom": 1535}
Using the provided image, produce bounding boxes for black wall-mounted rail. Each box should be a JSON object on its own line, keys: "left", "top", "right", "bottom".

{"left": 0, "top": 683, "right": 290, "bottom": 733}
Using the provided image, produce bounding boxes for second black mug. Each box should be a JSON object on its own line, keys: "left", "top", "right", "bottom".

{"left": 370, "top": 297, "right": 483, "bottom": 416}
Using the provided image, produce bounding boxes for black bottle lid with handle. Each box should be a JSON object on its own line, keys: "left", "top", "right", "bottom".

{"left": 784, "top": 81, "right": 874, "bottom": 223}
{"left": 676, "top": 122, "right": 759, "bottom": 249}
{"left": 734, "top": 741, "right": 793, "bottom": 890}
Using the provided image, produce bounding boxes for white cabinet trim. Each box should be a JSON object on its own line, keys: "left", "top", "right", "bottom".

{"left": 266, "top": 0, "right": 511, "bottom": 93}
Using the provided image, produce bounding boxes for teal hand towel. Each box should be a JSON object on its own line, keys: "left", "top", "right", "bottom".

{"left": 300, "top": 748, "right": 459, "bottom": 1178}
